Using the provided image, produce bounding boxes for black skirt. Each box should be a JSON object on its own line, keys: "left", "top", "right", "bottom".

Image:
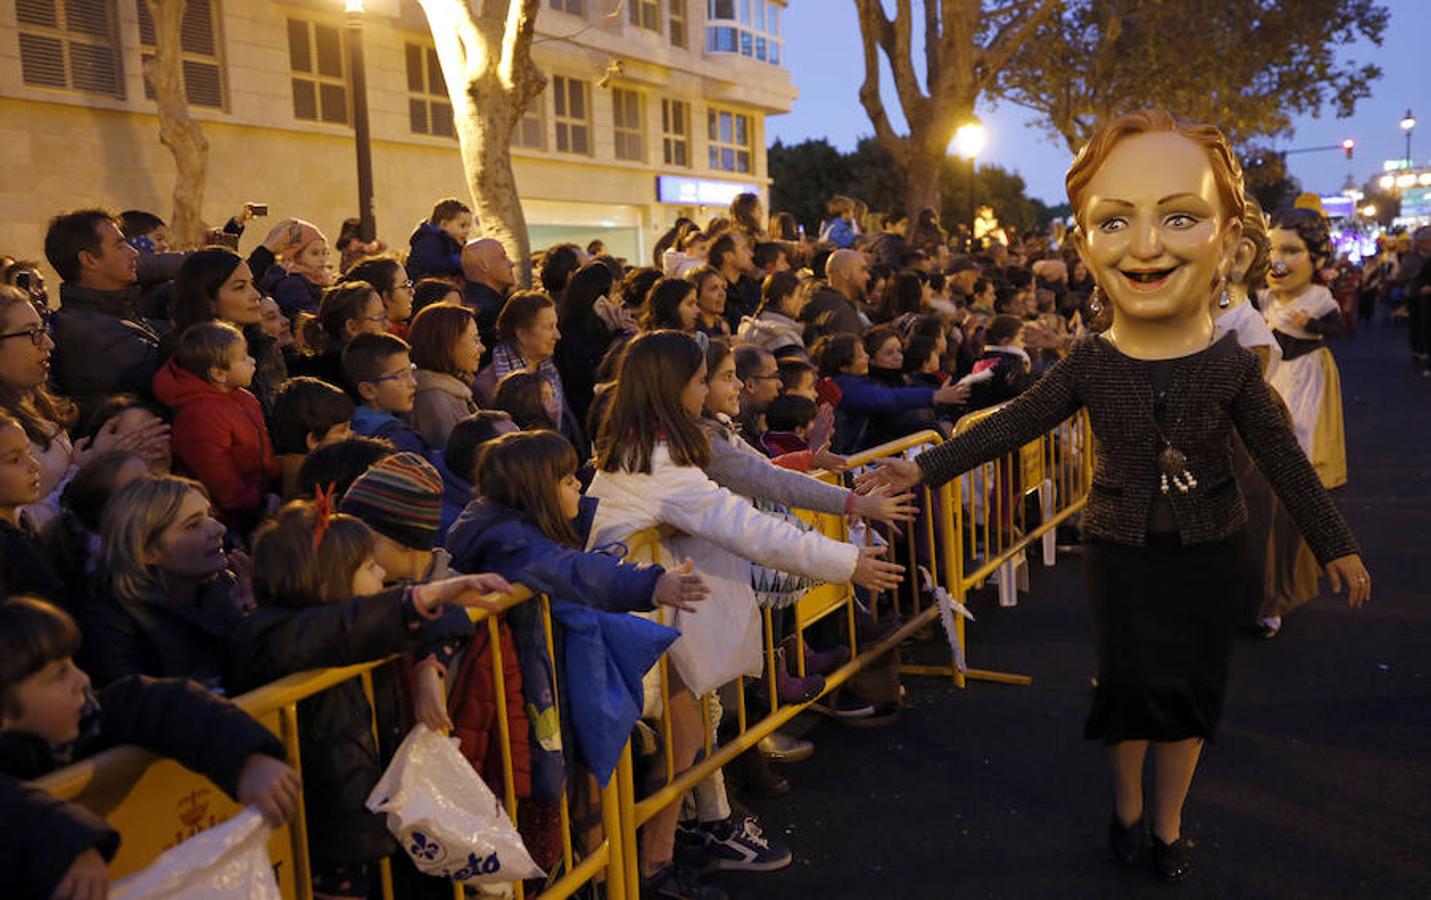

{"left": 1083, "top": 533, "right": 1247, "bottom": 744}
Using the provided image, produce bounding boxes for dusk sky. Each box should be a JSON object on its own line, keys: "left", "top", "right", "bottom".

{"left": 767, "top": 1, "right": 1429, "bottom": 204}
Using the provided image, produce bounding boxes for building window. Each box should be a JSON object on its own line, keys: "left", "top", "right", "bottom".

{"left": 514, "top": 95, "right": 545, "bottom": 150}
{"left": 15, "top": 0, "right": 124, "bottom": 97}
{"left": 629, "top": 0, "right": 660, "bottom": 31}
{"left": 707, "top": 107, "right": 752, "bottom": 173}
{"left": 662, "top": 99, "right": 689, "bottom": 167}
{"left": 706, "top": 0, "right": 782, "bottom": 65}
{"left": 287, "top": 18, "right": 347, "bottom": 124}
{"left": 405, "top": 43, "right": 454, "bottom": 137}
{"left": 669, "top": 0, "right": 688, "bottom": 48}
{"left": 612, "top": 88, "right": 644, "bottom": 161}
{"left": 137, "top": 0, "right": 224, "bottom": 108}
{"left": 552, "top": 76, "right": 590, "bottom": 155}
{"left": 548, "top": 0, "right": 582, "bottom": 13}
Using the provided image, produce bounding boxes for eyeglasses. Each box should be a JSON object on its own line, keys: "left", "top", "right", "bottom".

{"left": 0, "top": 326, "right": 49, "bottom": 347}
{"left": 368, "top": 363, "right": 417, "bottom": 384}
{"left": 747, "top": 373, "right": 782, "bottom": 382}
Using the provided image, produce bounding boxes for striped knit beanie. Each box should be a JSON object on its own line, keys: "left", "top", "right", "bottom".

{"left": 339, "top": 452, "right": 444, "bottom": 550}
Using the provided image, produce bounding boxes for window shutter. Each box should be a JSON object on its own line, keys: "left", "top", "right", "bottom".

{"left": 18, "top": 33, "right": 67, "bottom": 88}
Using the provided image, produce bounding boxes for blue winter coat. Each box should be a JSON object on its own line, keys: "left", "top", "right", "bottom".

{"left": 407, "top": 221, "right": 463, "bottom": 281}
{"left": 445, "top": 496, "right": 678, "bottom": 785}
{"left": 829, "top": 373, "right": 935, "bottom": 453}
{"left": 258, "top": 266, "right": 324, "bottom": 317}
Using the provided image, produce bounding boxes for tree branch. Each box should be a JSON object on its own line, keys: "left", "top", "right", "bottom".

{"left": 854, "top": 0, "right": 909, "bottom": 160}
{"left": 978, "top": 0, "right": 1061, "bottom": 89}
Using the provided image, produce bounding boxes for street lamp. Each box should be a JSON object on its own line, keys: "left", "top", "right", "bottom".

{"left": 1400, "top": 108, "right": 1416, "bottom": 166}
{"left": 1361, "top": 204, "right": 1377, "bottom": 218}
{"left": 346, "top": 0, "right": 376, "bottom": 242}
{"left": 952, "top": 121, "right": 986, "bottom": 250}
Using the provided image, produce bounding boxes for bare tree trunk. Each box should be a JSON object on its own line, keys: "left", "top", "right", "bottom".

{"left": 854, "top": 0, "right": 1058, "bottom": 224}
{"left": 418, "top": 0, "right": 545, "bottom": 288}
{"left": 143, "top": 0, "right": 208, "bottom": 249}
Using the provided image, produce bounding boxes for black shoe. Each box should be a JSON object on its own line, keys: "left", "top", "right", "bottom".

{"left": 641, "top": 862, "right": 728, "bottom": 900}
{"left": 725, "top": 747, "right": 790, "bottom": 798}
{"left": 1151, "top": 834, "right": 1193, "bottom": 883}
{"left": 1107, "top": 813, "right": 1144, "bottom": 864}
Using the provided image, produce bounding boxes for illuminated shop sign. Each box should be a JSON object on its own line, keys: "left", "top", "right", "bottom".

{"left": 657, "top": 175, "right": 760, "bottom": 206}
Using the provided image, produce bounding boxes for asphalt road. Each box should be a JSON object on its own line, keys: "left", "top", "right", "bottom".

{"left": 725, "top": 320, "right": 1431, "bottom": 900}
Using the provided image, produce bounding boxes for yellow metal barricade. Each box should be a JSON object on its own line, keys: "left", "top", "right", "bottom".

{"left": 37, "top": 413, "right": 1092, "bottom": 900}
{"left": 33, "top": 586, "right": 631, "bottom": 900}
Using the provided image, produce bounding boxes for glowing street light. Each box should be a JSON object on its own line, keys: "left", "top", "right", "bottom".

{"left": 953, "top": 121, "right": 987, "bottom": 159}
{"left": 1361, "top": 204, "right": 1377, "bottom": 218}
{"left": 1396, "top": 173, "right": 1416, "bottom": 189}
{"left": 1379, "top": 174, "right": 1396, "bottom": 190}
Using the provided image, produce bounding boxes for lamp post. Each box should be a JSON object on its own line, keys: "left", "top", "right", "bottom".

{"left": 1401, "top": 108, "right": 1416, "bottom": 167}
{"left": 953, "top": 120, "right": 986, "bottom": 251}
{"left": 346, "top": 0, "right": 376, "bottom": 242}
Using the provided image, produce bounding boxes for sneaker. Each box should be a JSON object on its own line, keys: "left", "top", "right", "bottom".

{"left": 758, "top": 732, "right": 814, "bottom": 763}
{"left": 641, "top": 862, "right": 727, "bottom": 900}
{"left": 698, "top": 816, "right": 793, "bottom": 872}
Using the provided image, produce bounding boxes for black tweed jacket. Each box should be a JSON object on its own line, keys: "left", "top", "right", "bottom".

{"left": 916, "top": 333, "right": 1359, "bottom": 565}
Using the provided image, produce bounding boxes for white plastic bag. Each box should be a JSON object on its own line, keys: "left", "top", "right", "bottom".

{"left": 111, "top": 808, "right": 279, "bottom": 899}
{"left": 366, "top": 724, "right": 543, "bottom": 886}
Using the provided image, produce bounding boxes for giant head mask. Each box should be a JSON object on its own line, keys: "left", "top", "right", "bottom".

{"left": 1065, "top": 110, "right": 1245, "bottom": 350}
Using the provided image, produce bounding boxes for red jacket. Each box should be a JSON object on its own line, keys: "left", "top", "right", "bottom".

{"left": 152, "top": 358, "right": 276, "bottom": 529}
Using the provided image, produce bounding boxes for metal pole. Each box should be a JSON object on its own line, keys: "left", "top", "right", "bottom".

{"left": 347, "top": 9, "right": 376, "bottom": 243}
{"left": 1408, "top": 129, "right": 1414, "bottom": 167}
{"left": 968, "top": 157, "right": 976, "bottom": 251}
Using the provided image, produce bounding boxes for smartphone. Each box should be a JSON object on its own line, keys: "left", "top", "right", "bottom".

{"left": 14, "top": 271, "right": 30, "bottom": 291}
{"left": 249, "top": 203, "right": 269, "bottom": 217}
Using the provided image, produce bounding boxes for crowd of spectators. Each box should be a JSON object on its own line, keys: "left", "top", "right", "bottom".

{"left": 0, "top": 186, "right": 1389, "bottom": 899}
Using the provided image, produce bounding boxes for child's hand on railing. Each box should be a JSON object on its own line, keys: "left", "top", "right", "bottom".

{"left": 237, "top": 754, "right": 301, "bottom": 827}
{"left": 415, "top": 573, "right": 514, "bottom": 613}
{"left": 654, "top": 558, "right": 710, "bottom": 613}
{"left": 849, "top": 484, "right": 918, "bottom": 523}
{"left": 856, "top": 457, "right": 923, "bottom": 493}
{"left": 852, "top": 545, "right": 904, "bottom": 592}
{"left": 810, "top": 440, "right": 849, "bottom": 473}
{"left": 413, "top": 663, "right": 453, "bottom": 733}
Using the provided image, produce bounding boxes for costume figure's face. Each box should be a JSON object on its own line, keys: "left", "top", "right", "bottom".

{"left": 1266, "top": 228, "right": 1316, "bottom": 298}
{"left": 1075, "top": 132, "right": 1239, "bottom": 325}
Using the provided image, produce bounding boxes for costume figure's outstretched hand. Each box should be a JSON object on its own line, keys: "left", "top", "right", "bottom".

{"left": 1325, "top": 555, "right": 1371, "bottom": 607}
{"left": 855, "top": 457, "right": 922, "bottom": 494}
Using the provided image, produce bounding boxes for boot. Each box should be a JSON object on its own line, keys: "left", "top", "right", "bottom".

{"left": 781, "top": 633, "right": 849, "bottom": 677}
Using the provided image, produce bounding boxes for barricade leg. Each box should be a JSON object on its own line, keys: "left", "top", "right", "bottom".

{"left": 1041, "top": 479, "right": 1057, "bottom": 567}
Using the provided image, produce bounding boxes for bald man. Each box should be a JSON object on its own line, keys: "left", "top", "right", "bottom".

{"left": 461, "top": 237, "right": 516, "bottom": 350}
{"left": 801, "top": 248, "right": 869, "bottom": 336}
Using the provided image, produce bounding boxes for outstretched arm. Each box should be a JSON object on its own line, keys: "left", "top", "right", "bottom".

{"left": 866, "top": 349, "right": 1083, "bottom": 492}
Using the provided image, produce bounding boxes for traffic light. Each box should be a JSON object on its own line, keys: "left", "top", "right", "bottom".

{"left": 1342, "top": 138, "right": 1356, "bottom": 159}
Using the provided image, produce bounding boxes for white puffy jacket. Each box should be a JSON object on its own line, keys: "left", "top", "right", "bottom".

{"left": 586, "top": 444, "right": 858, "bottom": 694}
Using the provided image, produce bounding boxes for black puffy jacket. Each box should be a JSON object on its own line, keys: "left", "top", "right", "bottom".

{"left": 223, "top": 588, "right": 472, "bottom": 869}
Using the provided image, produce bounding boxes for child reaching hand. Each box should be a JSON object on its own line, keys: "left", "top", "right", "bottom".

{"left": 225, "top": 499, "right": 509, "bottom": 900}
